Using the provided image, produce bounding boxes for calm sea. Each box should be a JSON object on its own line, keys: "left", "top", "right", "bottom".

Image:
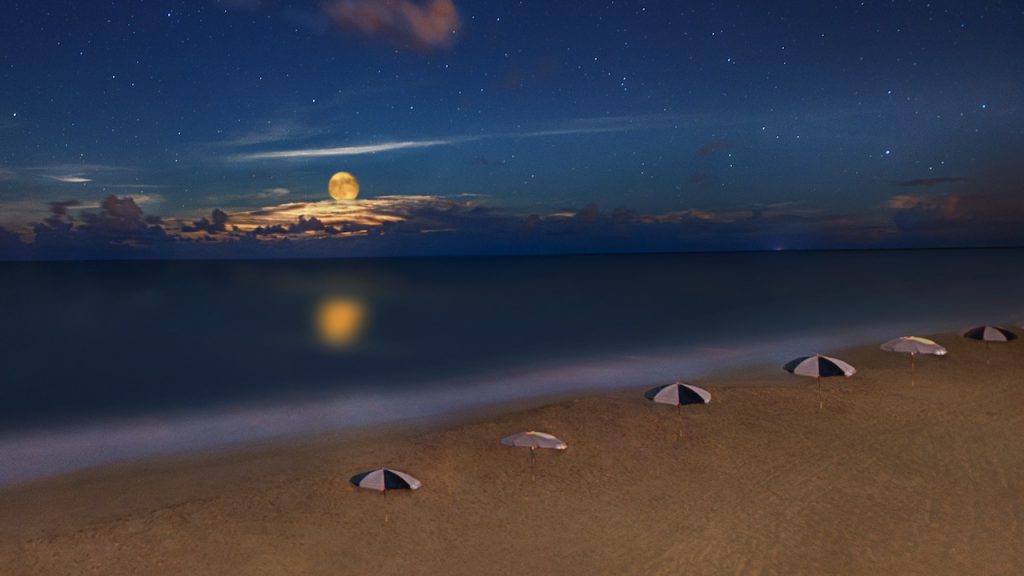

{"left": 1, "top": 249, "right": 1022, "bottom": 483}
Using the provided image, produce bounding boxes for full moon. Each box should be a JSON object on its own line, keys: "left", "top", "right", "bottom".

{"left": 328, "top": 171, "right": 359, "bottom": 201}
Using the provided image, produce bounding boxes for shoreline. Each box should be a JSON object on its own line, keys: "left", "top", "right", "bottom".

{"left": 3, "top": 331, "right": 1022, "bottom": 574}
{"left": 0, "top": 319, "right": 995, "bottom": 487}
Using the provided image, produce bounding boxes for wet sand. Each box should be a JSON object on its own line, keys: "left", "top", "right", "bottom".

{"left": 2, "top": 332, "right": 1022, "bottom": 575}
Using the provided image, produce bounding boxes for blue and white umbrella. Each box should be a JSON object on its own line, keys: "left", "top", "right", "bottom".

{"left": 645, "top": 381, "right": 712, "bottom": 406}
{"left": 350, "top": 468, "right": 422, "bottom": 492}
{"left": 645, "top": 381, "right": 711, "bottom": 437}
{"left": 350, "top": 468, "right": 421, "bottom": 523}
{"left": 962, "top": 325, "right": 1017, "bottom": 364}
{"left": 784, "top": 354, "right": 856, "bottom": 409}
{"left": 961, "top": 325, "right": 1017, "bottom": 342}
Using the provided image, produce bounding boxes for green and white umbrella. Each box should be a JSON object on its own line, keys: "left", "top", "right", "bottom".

{"left": 881, "top": 336, "right": 946, "bottom": 385}
{"left": 501, "top": 431, "right": 566, "bottom": 479}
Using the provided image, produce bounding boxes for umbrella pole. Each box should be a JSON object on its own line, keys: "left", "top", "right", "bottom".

{"left": 817, "top": 376, "right": 822, "bottom": 410}
{"left": 986, "top": 342, "right": 991, "bottom": 365}
{"left": 383, "top": 490, "right": 389, "bottom": 525}
{"left": 911, "top": 353, "right": 916, "bottom": 387}
{"left": 677, "top": 403, "right": 683, "bottom": 439}
{"left": 530, "top": 447, "right": 536, "bottom": 481}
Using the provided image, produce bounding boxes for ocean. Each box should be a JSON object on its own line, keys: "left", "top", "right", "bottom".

{"left": 1, "top": 248, "right": 1022, "bottom": 484}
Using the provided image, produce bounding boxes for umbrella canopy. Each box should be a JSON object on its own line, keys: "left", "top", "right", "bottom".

{"left": 784, "top": 354, "right": 856, "bottom": 378}
{"left": 961, "top": 325, "right": 1017, "bottom": 342}
{"left": 645, "top": 382, "right": 711, "bottom": 406}
{"left": 350, "top": 468, "right": 422, "bottom": 492}
{"left": 881, "top": 336, "right": 947, "bottom": 356}
{"left": 501, "top": 431, "right": 567, "bottom": 450}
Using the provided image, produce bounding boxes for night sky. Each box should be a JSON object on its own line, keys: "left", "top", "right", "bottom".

{"left": 2, "top": 1, "right": 1023, "bottom": 259}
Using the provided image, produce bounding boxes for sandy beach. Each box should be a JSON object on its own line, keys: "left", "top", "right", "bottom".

{"left": 1, "top": 332, "right": 1022, "bottom": 575}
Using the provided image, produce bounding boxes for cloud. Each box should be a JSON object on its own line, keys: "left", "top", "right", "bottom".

{"left": 888, "top": 188, "right": 1024, "bottom": 244}
{"left": 121, "top": 193, "right": 163, "bottom": 205}
{"left": 324, "top": 0, "right": 460, "bottom": 50}
{"left": 225, "top": 115, "right": 677, "bottom": 162}
{"left": 47, "top": 175, "right": 92, "bottom": 183}
{"left": 0, "top": 225, "right": 26, "bottom": 259}
{"left": 181, "top": 209, "right": 230, "bottom": 234}
{"left": 217, "top": 120, "right": 326, "bottom": 147}
{"left": 230, "top": 139, "right": 453, "bottom": 161}
{"left": 0, "top": 225, "right": 23, "bottom": 245}
{"left": 29, "top": 195, "right": 170, "bottom": 258}
{"left": 251, "top": 215, "right": 343, "bottom": 236}
{"left": 259, "top": 187, "right": 290, "bottom": 198}
{"left": 891, "top": 177, "right": 968, "bottom": 187}
{"left": 96, "top": 195, "right": 144, "bottom": 222}
{"left": 48, "top": 200, "right": 82, "bottom": 217}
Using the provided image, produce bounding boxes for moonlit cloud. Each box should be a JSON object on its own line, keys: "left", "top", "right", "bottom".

{"left": 225, "top": 195, "right": 458, "bottom": 230}
{"left": 230, "top": 139, "right": 453, "bottom": 161}
{"left": 258, "top": 187, "right": 290, "bottom": 198}
{"left": 47, "top": 175, "right": 93, "bottom": 183}
{"left": 123, "top": 193, "right": 164, "bottom": 205}
{"left": 225, "top": 116, "right": 677, "bottom": 162}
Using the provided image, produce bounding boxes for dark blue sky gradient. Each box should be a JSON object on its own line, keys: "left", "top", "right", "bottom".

{"left": 1, "top": 1, "right": 1023, "bottom": 258}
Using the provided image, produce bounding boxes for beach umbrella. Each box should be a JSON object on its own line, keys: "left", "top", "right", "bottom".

{"left": 501, "top": 431, "right": 568, "bottom": 450}
{"left": 501, "top": 431, "right": 567, "bottom": 479}
{"left": 880, "top": 336, "right": 947, "bottom": 386}
{"left": 350, "top": 468, "right": 422, "bottom": 492}
{"left": 644, "top": 381, "right": 711, "bottom": 437}
{"left": 961, "top": 325, "right": 1017, "bottom": 364}
{"left": 784, "top": 354, "right": 856, "bottom": 409}
{"left": 961, "top": 325, "right": 1017, "bottom": 342}
{"left": 350, "top": 468, "right": 421, "bottom": 523}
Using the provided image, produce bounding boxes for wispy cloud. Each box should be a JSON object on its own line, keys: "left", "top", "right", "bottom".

{"left": 120, "top": 193, "right": 164, "bottom": 205}
{"left": 226, "top": 115, "right": 678, "bottom": 162}
{"left": 216, "top": 120, "right": 327, "bottom": 148}
{"left": 230, "top": 139, "right": 455, "bottom": 161}
{"left": 258, "top": 187, "right": 290, "bottom": 198}
{"left": 47, "top": 175, "right": 93, "bottom": 183}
